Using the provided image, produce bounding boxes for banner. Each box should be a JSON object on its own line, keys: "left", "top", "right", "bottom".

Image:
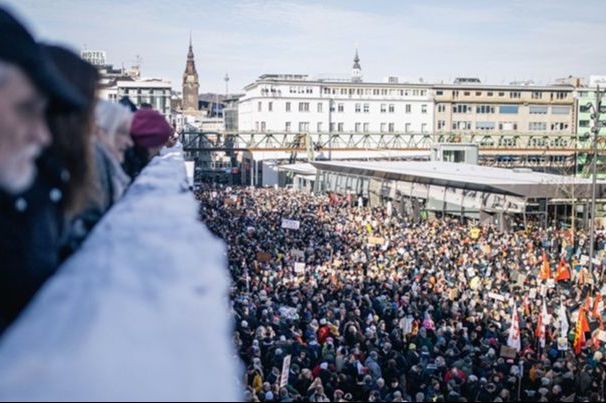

{"left": 469, "top": 227, "right": 481, "bottom": 240}
{"left": 368, "top": 237, "right": 385, "bottom": 245}
{"left": 280, "top": 355, "right": 291, "bottom": 389}
{"left": 281, "top": 219, "right": 300, "bottom": 230}
{"left": 256, "top": 251, "right": 272, "bottom": 263}
{"left": 291, "top": 249, "right": 305, "bottom": 259}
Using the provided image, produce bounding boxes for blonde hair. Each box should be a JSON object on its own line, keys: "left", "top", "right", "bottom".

{"left": 95, "top": 100, "right": 132, "bottom": 140}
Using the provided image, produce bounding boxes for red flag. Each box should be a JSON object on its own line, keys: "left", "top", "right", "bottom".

{"left": 539, "top": 251, "right": 551, "bottom": 280}
{"left": 574, "top": 308, "right": 589, "bottom": 354}
{"left": 593, "top": 294, "right": 603, "bottom": 320}
{"left": 555, "top": 258, "right": 571, "bottom": 281}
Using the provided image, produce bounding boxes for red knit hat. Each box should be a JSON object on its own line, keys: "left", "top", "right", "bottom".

{"left": 130, "top": 109, "right": 173, "bottom": 148}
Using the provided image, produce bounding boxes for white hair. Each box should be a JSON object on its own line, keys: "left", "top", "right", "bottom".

{"left": 95, "top": 100, "right": 132, "bottom": 140}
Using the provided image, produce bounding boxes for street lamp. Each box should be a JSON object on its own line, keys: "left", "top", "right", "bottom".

{"left": 585, "top": 85, "right": 603, "bottom": 280}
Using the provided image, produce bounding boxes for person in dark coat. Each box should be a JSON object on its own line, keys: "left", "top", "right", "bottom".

{"left": 0, "top": 8, "right": 84, "bottom": 330}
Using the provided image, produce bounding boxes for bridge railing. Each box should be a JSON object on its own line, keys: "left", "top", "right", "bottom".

{"left": 0, "top": 145, "right": 241, "bottom": 402}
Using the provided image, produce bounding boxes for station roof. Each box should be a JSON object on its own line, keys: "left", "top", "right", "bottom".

{"left": 311, "top": 160, "right": 606, "bottom": 199}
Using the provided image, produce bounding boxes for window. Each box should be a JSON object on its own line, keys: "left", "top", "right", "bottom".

{"left": 337, "top": 103, "right": 344, "bottom": 112}
{"left": 498, "top": 122, "right": 517, "bottom": 131}
{"left": 531, "top": 91, "right": 542, "bottom": 99}
{"left": 380, "top": 123, "right": 387, "bottom": 132}
{"left": 476, "top": 105, "right": 495, "bottom": 114}
{"left": 529, "top": 122, "right": 547, "bottom": 131}
{"left": 381, "top": 104, "right": 387, "bottom": 113}
{"left": 389, "top": 104, "right": 395, "bottom": 113}
{"left": 436, "top": 90, "right": 444, "bottom": 95}
{"left": 453, "top": 104, "right": 471, "bottom": 113}
{"left": 337, "top": 122, "right": 344, "bottom": 132}
{"left": 355, "top": 103, "right": 361, "bottom": 113}
{"left": 255, "top": 121, "right": 259, "bottom": 131}
{"left": 437, "top": 120, "right": 446, "bottom": 130}
{"left": 299, "top": 102, "right": 310, "bottom": 112}
{"left": 388, "top": 123, "right": 395, "bottom": 132}
{"left": 579, "top": 120, "right": 590, "bottom": 128}
{"left": 268, "top": 102, "right": 273, "bottom": 112}
{"left": 580, "top": 104, "right": 591, "bottom": 113}
{"left": 499, "top": 105, "right": 519, "bottom": 114}
{"left": 317, "top": 103, "right": 323, "bottom": 113}
{"left": 286, "top": 102, "right": 291, "bottom": 112}
{"left": 421, "top": 104, "right": 427, "bottom": 114}
{"left": 552, "top": 106, "right": 571, "bottom": 115}
{"left": 285, "top": 122, "right": 291, "bottom": 132}
{"left": 317, "top": 122, "right": 323, "bottom": 132}
{"left": 475, "top": 91, "right": 482, "bottom": 96}
{"left": 363, "top": 103, "right": 370, "bottom": 113}
{"left": 405, "top": 104, "right": 411, "bottom": 113}
{"left": 453, "top": 121, "right": 472, "bottom": 130}
{"left": 299, "top": 122, "right": 309, "bottom": 132}
{"left": 330, "top": 123, "right": 335, "bottom": 132}
{"left": 498, "top": 92, "right": 505, "bottom": 97}
{"left": 355, "top": 123, "right": 361, "bottom": 132}
{"left": 363, "top": 123, "right": 370, "bottom": 132}
{"left": 330, "top": 102, "right": 335, "bottom": 112}
{"left": 530, "top": 105, "right": 548, "bottom": 114}
{"left": 260, "top": 122, "right": 266, "bottom": 131}
{"left": 421, "top": 123, "right": 427, "bottom": 133}
{"left": 257, "top": 101, "right": 262, "bottom": 112}
{"left": 405, "top": 123, "right": 411, "bottom": 133}
{"left": 487, "top": 92, "right": 493, "bottom": 97}
{"left": 556, "top": 92, "right": 568, "bottom": 100}
{"left": 437, "top": 104, "right": 446, "bottom": 113}
{"left": 510, "top": 92, "right": 521, "bottom": 99}
{"left": 464, "top": 91, "right": 470, "bottom": 96}
{"left": 476, "top": 121, "right": 496, "bottom": 130}
{"left": 551, "top": 122, "right": 569, "bottom": 131}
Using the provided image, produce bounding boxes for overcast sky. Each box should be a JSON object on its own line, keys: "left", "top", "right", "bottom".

{"left": 3, "top": 0, "right": 605, "bottom": 93}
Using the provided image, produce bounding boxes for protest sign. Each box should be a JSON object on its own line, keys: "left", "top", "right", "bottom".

{"left": 294, "top": 262, "right": 306, "bottom": 274}
{"left": 281, "top": 219, "right": 300, "bottom": 230}
{"left": 256, "top": 251, "right": 272, "bottom": 263}
{"left": 280, "top": 355, "right": 291, "bottom": 388}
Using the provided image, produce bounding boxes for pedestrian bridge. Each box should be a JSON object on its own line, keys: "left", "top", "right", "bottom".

{"left": 0, "top": 146, "right": 241, "bottom": 401}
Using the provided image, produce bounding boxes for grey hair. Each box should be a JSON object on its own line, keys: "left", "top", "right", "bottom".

{"left": 95, "top": 100, "right": 133, "bottom": 140}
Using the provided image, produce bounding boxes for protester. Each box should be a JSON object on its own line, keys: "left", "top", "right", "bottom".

{"left": 0, "top": 7, "right": 84, "bottom": 328}
{"left": 198, "top": 186, "right": 606, "bottom": 402}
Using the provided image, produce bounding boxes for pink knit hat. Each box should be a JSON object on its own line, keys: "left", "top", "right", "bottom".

{"left": 130, "top": 109, "right": 173, "bottom": 148}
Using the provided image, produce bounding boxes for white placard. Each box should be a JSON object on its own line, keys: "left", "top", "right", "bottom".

{"left": 280, "top": 355, "right": 291, "bottom": 388}
{"left": 488, "top": 292, "right": 506, "bottom": 302}
{"left": 281, "top": 219, "right": 300, "bottom": 230}
{"left": 557, "top": 337, "right": 569, "bottom": 351}
{"left": 294, "top": 262, "right": 306, "bottom": 274}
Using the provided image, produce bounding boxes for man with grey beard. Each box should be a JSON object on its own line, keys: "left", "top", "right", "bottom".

{"left": 0, "top": 7, "right": 83, "bottom": 331}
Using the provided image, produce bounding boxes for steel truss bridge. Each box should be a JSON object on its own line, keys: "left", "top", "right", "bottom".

{"left": 181, "top": 131, "right": 606, "bottom": 172}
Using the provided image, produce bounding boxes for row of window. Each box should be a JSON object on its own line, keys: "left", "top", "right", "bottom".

{"left": 441, "top": 121, "right": 570, "bottom": 131}
{"left": 321, "top": 87, "right": 428, "bottom": 97}
{"left": 252, "top": 122, "right": 429, "bottom": 133}
{"left": 440, "top": 104, "right": 571, "bottom": 115}
{"left": 256, "top": 101, "right": 429, "bottom": 114}
{"left": 436, "top": 90, "right": 569, "bottom": 99}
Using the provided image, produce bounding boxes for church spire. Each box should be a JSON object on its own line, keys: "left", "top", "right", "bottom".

{"left": 352, "top": 48, "right": 362, "bottom": 82}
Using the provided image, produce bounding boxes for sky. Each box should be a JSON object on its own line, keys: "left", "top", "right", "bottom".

{"left": 2, "top": 0, "right": 606, "bottom": 93}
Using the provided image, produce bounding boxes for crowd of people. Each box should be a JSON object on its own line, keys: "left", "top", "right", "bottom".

{"left": 0, "top": 8, "right": 175, "bottom": 333}
{"left": 198, "top": 186, "right": 606, "bottom": 402}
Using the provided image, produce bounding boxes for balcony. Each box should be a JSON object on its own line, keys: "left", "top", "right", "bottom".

{"left": 0, "top": 146, "right": 241, "bottom": 401}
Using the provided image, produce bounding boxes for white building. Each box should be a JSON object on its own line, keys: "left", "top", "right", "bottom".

{"left": 116, "top": 79, "right": 172, "bottom": 117}
{"left": 238, "top": 53, "right": 434, "bottom": 136}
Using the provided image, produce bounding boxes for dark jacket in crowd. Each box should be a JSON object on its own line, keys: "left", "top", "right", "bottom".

{"left": 122, "top": 145, "right": 149, "bottom": 180}
{"left": 0, "top": 154, "right": 68, "bottom": 331}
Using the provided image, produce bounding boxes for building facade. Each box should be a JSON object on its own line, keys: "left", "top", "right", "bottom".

{"left": 116, "top": 79, "right": 172, "bottom": 117}
{"left": 238, "top": 76, "right": 435, "bottom": 135}
{"left": 433, "top": 84, "right": 576, "bottom": 146}
{"left": 182, "top": 38, "right": 200, "bottom": 112}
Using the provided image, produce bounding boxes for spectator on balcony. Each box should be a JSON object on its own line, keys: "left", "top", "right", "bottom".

{"left": 63, "top": 101, "right": 133, "bottom": 251}
{"left": 0, "top": 7, "right": 84, "bottom": 329}
{"left": 123, "top": 108, "right": 173, "bottom": 179}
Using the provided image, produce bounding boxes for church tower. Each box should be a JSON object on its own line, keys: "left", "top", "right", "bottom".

{"left": 182, "top": 35, "right": 200, "bottom": 112}
{"left": 352, "top": 49, "right": 362, "bottom": 83}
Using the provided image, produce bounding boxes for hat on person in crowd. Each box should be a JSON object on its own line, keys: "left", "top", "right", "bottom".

{"left": 0, "top": 7, "right": 84, "bottom": 111}
{"left": 320, "top": 362, "right": 328, "bottom": 370}
{"left": 130, "top": 108, "right": 173, "bottom": 148}
{"left": 320, "top": 318, "right": 327, "bottom": 326}
{"left": 409, "top": 343, "right": 416, "bottom": 350}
